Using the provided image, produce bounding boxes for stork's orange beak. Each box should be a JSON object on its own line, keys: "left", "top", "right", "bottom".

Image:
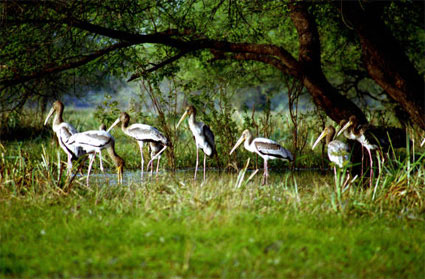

{"left": 44, "top": 107, "right": 55, "bottom": 126}
{"left": 176, "top": 110, "right": 189, "bottom": 128}
{"left": 229, "top": 134, "right": 245, "bottom": 155}
{"left": 312, "top": 129, "right": 327, "bottom": 150}
{"left": 107, "top": 117, "right": 121, "bottom": 133}
{"left": 337, "top": 120, "right": 353, "bottom": 137}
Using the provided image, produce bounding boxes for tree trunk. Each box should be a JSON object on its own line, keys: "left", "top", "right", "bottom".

{"left": 289, "top": 2, "right": 367, "bottom": 124}
{"left": 339, "top": 2, "right": 425, "bottom": 130}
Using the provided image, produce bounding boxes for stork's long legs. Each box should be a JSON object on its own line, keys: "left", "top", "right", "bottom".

{"left": 149, "top": 159, "right": 154, "bottom": 176}
{"left": 361, "top": 146, "right": 364, "bottom": 178}
{"left": 366, "top": 147, "right": 373, "bottom": 187}
{"left": 86, "top": 153, "right": 96, "bottom": 186}
{"left": 98, "top": 151, "right": 104, "bottom": 173}
{"left": 66, "top": 154, "right": 73, "bottom": 176}
{"left": 147, "top": 156, "right": 160, "bottom": 177}
{"left": 203, "top": 152, "right": 206, "bottom": 182}
{"left": 262, "top": 159, "right": 269, "bottom": 185}
{"left": 138, "top": 141, "right": 144, "bottom": 180}
{"left": 155, "top": 156, "right": 160, "bottom": 175}
{"left": 194, "top": 147, "right": 199, "bottom": 180}
{"left": 146, "top": 145, "right": 167, "bottom": 177}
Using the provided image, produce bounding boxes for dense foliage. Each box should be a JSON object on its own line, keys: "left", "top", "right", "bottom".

{"left": 1, "top": 1, "right": 424, "bottom": 128}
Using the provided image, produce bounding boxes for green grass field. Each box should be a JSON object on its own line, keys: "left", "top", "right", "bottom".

{"left": 1, "top": 109, "right": 425, "bottom": 278}
{"left": 1, "top": 169, "right": 424, "bottom": 278}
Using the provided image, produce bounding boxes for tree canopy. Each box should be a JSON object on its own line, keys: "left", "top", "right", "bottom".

{"left": 1, "top": 0, "right": 424, "bottom": 129}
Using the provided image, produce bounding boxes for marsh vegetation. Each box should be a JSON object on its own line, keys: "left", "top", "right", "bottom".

{"left": 1, "top": 108, "right": 424, "bottom": 278}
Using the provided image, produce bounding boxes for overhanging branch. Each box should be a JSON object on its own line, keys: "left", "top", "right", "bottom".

{"left": 210, "top": 50, "right": 297, "bottom": 77}
{"left": 128, "top": 50, "right": 189, "bottom": 82}
{"left": 0, "top": 41, "right": 133, "bottom": 89}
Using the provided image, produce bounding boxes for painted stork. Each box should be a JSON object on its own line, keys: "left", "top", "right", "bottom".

{"left": 66, "top": 129, "right": 124, "bottom": 185}
{"left": 176, "top": 105, "right": 216, "bottom": 182}
{"left": 337, "top": 115, "right": 407, "bottom": 186}
{"left": 312, "top": 125, "right": 350, "bottom": 176}
{"left": 337, "top": 115, "right": 377, "bottom": 186}
{"left": 338, "top": 115, "right": 407, "bottom": 151}
{"left": 107, "top": 112, "right": 168, "bottom": 179}
{"left": 44, "top": 100, "right": 81, "bottom": 175}
{"left": 229, "top": 129, "right": 293, "bottom": 185}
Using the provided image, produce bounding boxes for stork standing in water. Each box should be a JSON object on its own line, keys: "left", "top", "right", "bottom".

{"left": 66, "top": 129, "right": 124, "bottom": 186}
{"left": 107, "top": 112, "right": 168, "bottom": 180}
{"left": 229, "top": 129, "right": 293, "bottom": 185}
{"left": 312, "top": 125, "right": 350, "bottom": 177}
{"left": 176, "top": 105, "right": 216, "bottom": 182}
{"left": 44, "top": 101, "right": 80, "bottom": 175}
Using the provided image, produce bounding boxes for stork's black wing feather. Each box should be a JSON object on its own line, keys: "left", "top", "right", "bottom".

{"left": 203, "top": 124, "right": 216, "bottom": 156}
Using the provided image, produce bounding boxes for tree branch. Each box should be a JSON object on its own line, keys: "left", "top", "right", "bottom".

{"left": 0, "top": 41, "right": 133, "bottom": 89}
{"left": 128, "top": 50, "right": 189, "bottom": 82}
{"left": 209, "top": 50, "right": 296, "bottom": 76}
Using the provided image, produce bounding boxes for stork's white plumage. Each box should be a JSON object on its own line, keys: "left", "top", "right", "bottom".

{"left": 66, "top": 129, "right": 124, "bottom": 185}
{"left": 312, "top": 126, "right": 350, "bottom": 169}
{"left": 107, "top": 112, "right": 168, "bottom": 180}
{"left": 176, "top": 105, "right": 216, "bottom": 182}
{"left": 44, "top": 101, "right": 81, "bottom": 175}
{"left": 229, "top": 129, "right": 293, "bottom": 185}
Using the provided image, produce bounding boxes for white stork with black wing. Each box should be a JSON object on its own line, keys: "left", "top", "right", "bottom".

{"left": 229, "top": 129, "right": 293, "bottom": 185}
{"left": 107, "top": 112, "right": 168, "bottom": 180}
{"left": 44, "top": 100, "right": 82, "bottom": 175}
{"left": 312, "top": 125, "right": 350, "bottom": 174}
{"left": 176, "top": 105, "right": 216, "bottom": 182}
{"left": 66, "top": 129, "right": 124, "bottom": 185}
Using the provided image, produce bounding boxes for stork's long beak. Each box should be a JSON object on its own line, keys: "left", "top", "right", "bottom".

{"left": 421, "top": 138, "right": 425, "bottom": 147}
{"left": 44, "top": 107, "right": 55, "bottom": 126}
{"left": 176, "top": 111, "right": 188, "bottom": 128}
{"left": 107, "top": 117, "right": 121, "bottom": 133}
{"left": 229, "top": 135, "right": 245, "bottom": 155}
{"left": 336, "top": 120, "right": 352, "bottom": 137}
{"left": 312, "top": 130, "right": 327, "bottom": 150}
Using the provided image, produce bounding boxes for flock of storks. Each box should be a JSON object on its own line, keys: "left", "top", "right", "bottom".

{"left": 44, "top": 100, "right": 424, "bottom": 186}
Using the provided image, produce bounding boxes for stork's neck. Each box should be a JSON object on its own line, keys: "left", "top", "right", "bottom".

{"left": 327, "top": 130, "right": 335, "bottom": 144}
{"left": 121, "top": 118, "right": 130, "bottom": 132}
{"left": 244, "top": 133, "right": 255, "bottom": 152}
{"left": 53, "top": 108, "right": 64, "bottom": 127}
{"left": 121, "top": 121, "right": 128, "bottom": 132}
{"left": 107, "top": 142, "right": 123, "bottom": 167}
{"left": 188, "top": 113, "right": 197, "bottom": 130}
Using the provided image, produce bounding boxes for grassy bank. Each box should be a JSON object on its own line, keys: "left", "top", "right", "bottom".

{"left": 1, "top": 171, "right": 425, "bottom": 278}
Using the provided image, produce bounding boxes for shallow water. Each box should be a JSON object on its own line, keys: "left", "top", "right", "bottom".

{"left": 82, "top": 167, "right": 329, "bottom": 186}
